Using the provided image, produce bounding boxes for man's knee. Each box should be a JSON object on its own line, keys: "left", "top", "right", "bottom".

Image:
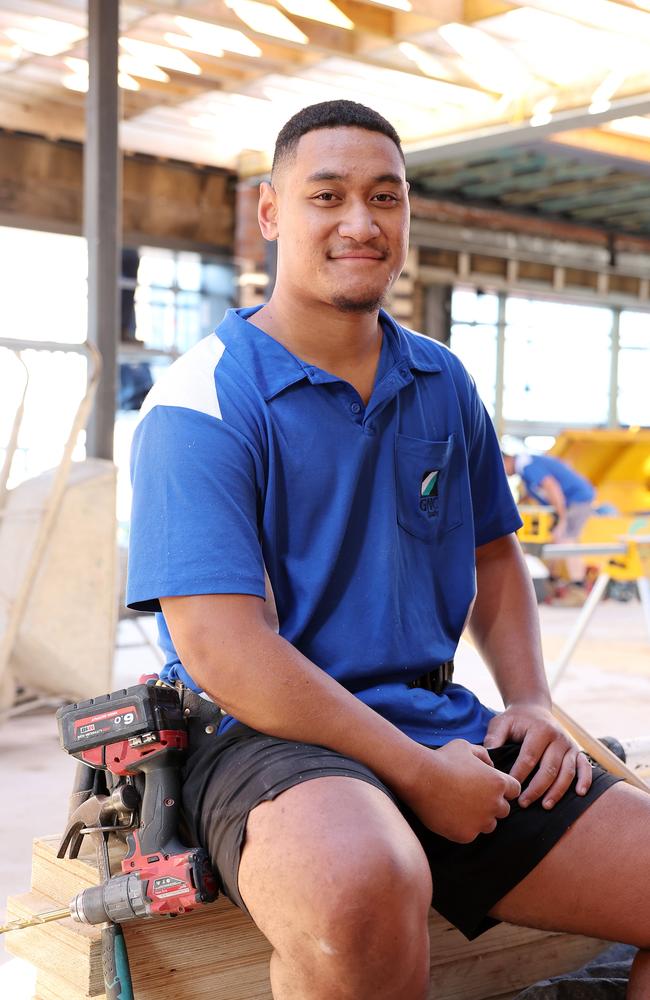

{"left": 309, "top": 833, "right": 432, "bottom": 952}
{"left": 239, "top": 777, "right": 431, "bottom": 951}
{"left": 277, "top": 836, "right": 431, "bottom": 998}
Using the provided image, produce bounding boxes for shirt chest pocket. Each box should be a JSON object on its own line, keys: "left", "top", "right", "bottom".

{"left": 395, "top": 433, "right": 464, "bottom": 542}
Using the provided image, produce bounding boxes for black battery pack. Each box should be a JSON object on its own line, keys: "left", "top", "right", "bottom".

{"left": 56, "top": 683, "right": 184, "bottom": 754}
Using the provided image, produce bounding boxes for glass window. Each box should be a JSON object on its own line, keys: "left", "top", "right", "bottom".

{"left": 451, "top": 287, "right": 499, "bottom": 325}
{"left": 503, "top": 297, "right": 612, "bottom": 425}
{"left": 449, "top": 323, "right": 497, "bottom": 414}
{"left": 116, "top": 248, "right": 236, "bottom": 538}
{"left": 0, "top": 227, "right": 88, "bottom": 489}
{"left": 176, "top": 290, "right": 203, "bottom": 353}
{"left": 137, "top": 249, "right": 175, "bottom": 289}
{"left": 618, "top": 311, "right": 650, "bottom": 426}
{"left": 130, "top": 248, "right": 235, "bottom": 353}
{"left": 176, "top": 252, "right": 202, "bottom": 291}
{"left": 204, "top": 262, "right": 235, "bottom": 295}
{"left": 133, "top": 286, "right": 176, "bottom": 351}
{"left": 450, "top": 287, "right": 499, "bottom": 415}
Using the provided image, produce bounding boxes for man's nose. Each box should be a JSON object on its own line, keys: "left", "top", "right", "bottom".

{"left": 337, "top": 201, "right": 381, "bottom": 242}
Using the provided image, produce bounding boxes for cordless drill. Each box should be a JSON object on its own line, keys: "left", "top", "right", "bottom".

{"left": 56, "top": 682, "right": 218, "bottom": 925}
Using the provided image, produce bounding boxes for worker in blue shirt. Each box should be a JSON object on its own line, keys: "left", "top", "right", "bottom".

{"left": 127, "top": 102, "right": 650, "bottom": 999}
{"left": 503, "top": 449, "right": 595, "bottom": 599}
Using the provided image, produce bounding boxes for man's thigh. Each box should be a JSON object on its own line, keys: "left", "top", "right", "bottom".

{"left": 238, "top": 775, "right": 432, "bottom": 947}
{"left": 489, "top": 781, "right": 650, "bottom": 946}
{"left": 183, "top": 723, "right": 432, "bottom": 942}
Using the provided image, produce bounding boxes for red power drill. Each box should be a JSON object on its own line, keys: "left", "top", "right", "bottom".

{"left": 56, "top": 681, "right": 218, "bottom": 926}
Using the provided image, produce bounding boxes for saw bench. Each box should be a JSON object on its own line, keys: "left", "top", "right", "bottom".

{"left": 5, "top": 834, "right": 612, "bottom": 1000}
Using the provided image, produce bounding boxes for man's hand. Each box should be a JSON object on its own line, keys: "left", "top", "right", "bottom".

{"left": 407, "top": 740, "right": 521, "bottom": 844}
{"left": 551, "top": 517, "right": 568, "bottom": 543}
{"left": 483, "top": 704, "right": 593, "bottom": 809}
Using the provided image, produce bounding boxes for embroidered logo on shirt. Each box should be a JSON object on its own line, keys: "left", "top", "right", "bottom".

{"left": 420, "top": 469, "right": 439, "bottom": 517}
{"left": 420, "top": 470, "right": 439, "bottom": 497}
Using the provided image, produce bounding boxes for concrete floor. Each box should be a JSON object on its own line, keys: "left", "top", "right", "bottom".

{"left": 1, "top": 599, "right": 649, "bottom": 994}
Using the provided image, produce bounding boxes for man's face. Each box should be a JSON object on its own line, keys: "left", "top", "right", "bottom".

{"left": 261, "top": 127, "right": 410, "bottom": 313}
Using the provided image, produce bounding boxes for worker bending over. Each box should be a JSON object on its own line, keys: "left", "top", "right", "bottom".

{"left": 503, "top": 448, "right": 595, "bottom": 603}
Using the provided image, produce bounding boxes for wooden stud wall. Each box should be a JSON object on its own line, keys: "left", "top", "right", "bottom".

{"left": 0, "top": 132, "right": 235, "bottom": 253}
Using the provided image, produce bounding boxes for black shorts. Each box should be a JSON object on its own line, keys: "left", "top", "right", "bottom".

{"left": 181, "top": 721, "right": 621, "bottom": 941}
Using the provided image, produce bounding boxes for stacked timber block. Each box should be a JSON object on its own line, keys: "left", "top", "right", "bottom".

{"left": 6, "top": 835, "right": 609, "bottom": 1000}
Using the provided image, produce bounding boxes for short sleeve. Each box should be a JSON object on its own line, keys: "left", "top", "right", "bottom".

{"left": 126, "top": 404, "right": 266, "bottom": 612}
{"left": 462, "top": 376, "right": 523, "bottom": 547}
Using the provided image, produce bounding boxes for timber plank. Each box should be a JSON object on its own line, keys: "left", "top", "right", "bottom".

{"left": 12, "top": 835, "right": 611, "bottom": 1000}
{"left": 31, "top": 836, "right": 123, "bottom": 904}
{"left": 5, "top": 891, "right": 103, "bottom": 995}
{"left": 429, "top": 933, "right": 606, "bottom": 1000}
{"left": 35, "top": 967, "right": 95, "bottom": 1000}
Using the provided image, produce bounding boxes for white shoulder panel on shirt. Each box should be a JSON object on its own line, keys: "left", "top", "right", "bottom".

{"left": 139, "top": 333, "right": 226, "bottom": 421}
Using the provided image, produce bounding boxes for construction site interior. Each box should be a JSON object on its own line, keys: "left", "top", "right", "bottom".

{"left": 1, "top": 2, "right": 649, "bottom": 999}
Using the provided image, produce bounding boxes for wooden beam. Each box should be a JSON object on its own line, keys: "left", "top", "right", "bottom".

{"left": 571, "top": 194, "right": 650, "bottom": 220}
{"left": 130, "top": 1, "right": 485, "bottom": 95}
{"left": 500, "top": 172, "right": 650, "bottom": 208}
{"left": 392, "top": 0, "right": 463, "bottom": 34}
{"left": 409, "top": 192, "right": 650, "bottom": 250}
{"left": 463, "top": 0, "right": 515, "bottom": 22}
{"left": 529, "top": 181, "right": 650, "bottom": 215}
{"left": 336, "top": 0, "right": 396, "bottom": 36}
{"left": 0, "top": 132, "right": 235, "bottom": 250}
{"left": 0, "top": 100, "right": 84, "bottom": 143}
{"left": 0, "top": 73, "right": 86, "bottom": 111}
{"left": 489, "top": 162, "right": 613, "bottom": 200}
{"left": 548, "top": 127, "right": 650, "bottom": 167}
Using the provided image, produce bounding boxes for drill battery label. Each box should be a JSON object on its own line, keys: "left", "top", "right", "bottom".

{"left": 152, "top": 876, "right": 189, "bottom": 898}
{"left": 74, "top": 704, "right": 140, "bottom": 739}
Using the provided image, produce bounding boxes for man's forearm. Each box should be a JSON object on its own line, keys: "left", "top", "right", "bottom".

{"left": 540, "top": 476, "right": 566, "bottom": 525}
{"left": 468, "top": 534, "right": 551, "bottom": 709}
{"left": 161, "top": 592, "right": 522, "bottom": 843}
{"left": 161, "top": 594, "right": 431, "bottom": 802}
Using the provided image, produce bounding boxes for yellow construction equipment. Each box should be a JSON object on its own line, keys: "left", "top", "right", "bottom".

{"left": 550, "top": 428, "right": 650, "bottom": 518}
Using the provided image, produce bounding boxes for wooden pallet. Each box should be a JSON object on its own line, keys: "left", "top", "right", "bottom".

{"left": 5, "top": 835, "right": 610, "bottom": 1000}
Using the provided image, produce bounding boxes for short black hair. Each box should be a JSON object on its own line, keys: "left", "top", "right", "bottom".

{"left": 271, "top": 100, "right": 404, "bottom": 177}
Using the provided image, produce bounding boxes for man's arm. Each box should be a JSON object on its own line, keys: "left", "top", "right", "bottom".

{"left": 537, "top": 474, "right": 568, "bottom": 539}
{"left": 161, "top": 592, "right": 520, "bottom": 843}
{"left": 468, "top": 533, "right": 592, "bottom": 808}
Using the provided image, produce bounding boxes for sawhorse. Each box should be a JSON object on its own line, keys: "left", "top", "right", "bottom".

{"left": 542, "top": 537, "right": 650, "bottom": 690}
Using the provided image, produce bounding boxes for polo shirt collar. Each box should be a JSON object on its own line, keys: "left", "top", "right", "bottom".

{"left": 217, "top": 306, "right": 441, "bottom": 402}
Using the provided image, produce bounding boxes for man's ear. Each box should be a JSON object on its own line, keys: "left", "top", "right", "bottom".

{"left": 258, "top": 181, "right": 279, "bottom": 241}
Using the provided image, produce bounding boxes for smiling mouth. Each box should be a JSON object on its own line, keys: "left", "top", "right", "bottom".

{"left": 328, "top": 252, "right": 387, "bottom": 261}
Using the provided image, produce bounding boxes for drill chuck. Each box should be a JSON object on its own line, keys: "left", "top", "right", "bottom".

{"left": 71, "top": 874, "right": 149, "bottom": 925}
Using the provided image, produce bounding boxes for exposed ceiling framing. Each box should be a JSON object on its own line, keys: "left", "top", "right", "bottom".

{"left": 4, "top": 1, "right": 650, "bottom": 236}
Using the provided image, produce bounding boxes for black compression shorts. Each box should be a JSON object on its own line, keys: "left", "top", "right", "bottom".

{"left": 181, "top": 721, "right": 620, "bottom": 941}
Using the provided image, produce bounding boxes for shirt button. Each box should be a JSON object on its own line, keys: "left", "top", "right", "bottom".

{"left": 399, "top": 367, "right": 409, "bottom": 378}
{"left": 350, "top": 401, "right": 361, "bottom": 414}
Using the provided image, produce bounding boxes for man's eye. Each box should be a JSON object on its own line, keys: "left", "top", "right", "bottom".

{"left": 313, "top": 192, "right": 337, "bottom": 201}
{"left": 373, "top": 193, "right": 399, "bottom": 203}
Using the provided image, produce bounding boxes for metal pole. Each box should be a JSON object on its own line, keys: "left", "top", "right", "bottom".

{"left": 608, "top": 307, "right": 620, "bottom": 428}
{"left": 638, "top": 576, "right": 650, "bottom": 642}
{"left": 84, "top": 0, "right": 120, "bottom": 460}
{"left": 494, "top": 291, "right": 506, "bottom": 439}
{"left": 547, "top": 570, "right": 610, "bottom": 690}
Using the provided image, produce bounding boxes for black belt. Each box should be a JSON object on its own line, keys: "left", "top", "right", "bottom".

{"left": 407, "top": 660, "right": 454, "bottom": 696}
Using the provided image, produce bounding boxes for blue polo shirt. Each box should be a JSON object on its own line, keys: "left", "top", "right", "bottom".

{"left": 516, "top": 455, "right": 595, "bottom": 507}
{"left": 127, "top": 307, "right": 522, "bottom": 746}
